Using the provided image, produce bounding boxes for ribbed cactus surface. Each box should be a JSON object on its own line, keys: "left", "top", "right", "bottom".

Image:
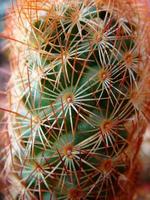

{"left": 2, "top": 0, "right": 150, "bottom": 199}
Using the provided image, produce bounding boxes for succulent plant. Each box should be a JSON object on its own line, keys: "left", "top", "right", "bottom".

{"left": 1, "top": 0, "right": 150, "bottom": 199}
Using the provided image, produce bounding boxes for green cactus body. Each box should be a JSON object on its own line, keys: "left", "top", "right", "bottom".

{"left": 2, "top": 0, "right": 150, "bottom": 199}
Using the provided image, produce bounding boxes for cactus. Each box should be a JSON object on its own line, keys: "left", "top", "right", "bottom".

{"left": 1, "top": 0, "right": 150, "bottom": 199}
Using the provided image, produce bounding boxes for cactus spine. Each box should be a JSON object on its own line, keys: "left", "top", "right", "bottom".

{"left": 1, "top": 0, "right": 150, "bottom": 199}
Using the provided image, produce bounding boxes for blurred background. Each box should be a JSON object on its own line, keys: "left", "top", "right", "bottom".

{"left": 0, "top": 0, "right": 11, "bottom": 122}
{"left": 0, "top": 0, "right": 150, "bottom": 199}
{"left": 0, "top": 2, "right": 11, "bottom": 199}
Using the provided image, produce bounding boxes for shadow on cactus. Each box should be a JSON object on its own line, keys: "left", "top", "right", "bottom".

{"left": 0, "top": 0, "right": 150, "bottom": 199}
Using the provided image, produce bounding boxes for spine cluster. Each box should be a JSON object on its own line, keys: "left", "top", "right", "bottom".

{"left": 1, "top": 0, "right": 150, "bottom": 199}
